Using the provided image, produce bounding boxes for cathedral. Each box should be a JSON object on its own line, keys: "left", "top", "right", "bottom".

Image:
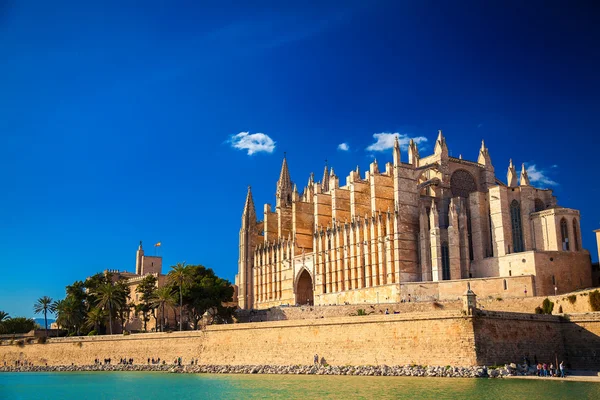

{"left": 236, "top": 132, "right": 592, "bottom": 310}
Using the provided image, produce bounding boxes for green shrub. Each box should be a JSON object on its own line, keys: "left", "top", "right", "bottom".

{"left": 567, "top": 295, "right": 577, "bottom": 304}
{"left": 37, "top": 336, "right": 47, "bottom": 344}
{"left": 357, "top": 309, "right": 367, "bottom": 316}
{"left": 534, "top": 306, "right": 543, "bottom": 314}
{"left": 15, "top": 339, "right": 25, "bottom": 347}
{"left": 87, "top": 330, "right": 97, "bottom": 336}
{"left": 122, "top": 330, "right": 131, "bottom": 336}
{"left": 589, "top": 290, "right": 600, "bottom": 311}
{"left": 542, "top": 298, "right": 554, "bottom": 315}
{"left": 496, "top": 297, "right": 503, "bottom": 301}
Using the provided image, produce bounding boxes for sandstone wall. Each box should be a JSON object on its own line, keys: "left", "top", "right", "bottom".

{"left": 3, "top": 311, "right": 599, "bottom": 369}
{"left": 0, "top": 312, "right": 477, "bottom": 367}
{"left": 561, "top": 313, "right": 600, "bottom": 369}
{"left": 472, "top": 311, "right": 565, "bottom": 366}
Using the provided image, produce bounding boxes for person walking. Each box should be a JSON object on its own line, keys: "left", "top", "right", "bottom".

{"left": 559, "top": 361, "right": 565, "bottom": 378}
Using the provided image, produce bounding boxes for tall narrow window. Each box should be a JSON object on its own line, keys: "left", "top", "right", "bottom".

{"left": 510, "top": 200, "right": 524, "bottom": 253}
{"left": 441, "top": 242, "right": 450, "bottom": 280}
{"left": 503, "top": 279, "right": 507, "bottom": 290}
{"left": 560, "top": 218, "right": 569, "bottom": 251}
{"left": 572, "top": 219, "right": 580, "bottom": 251}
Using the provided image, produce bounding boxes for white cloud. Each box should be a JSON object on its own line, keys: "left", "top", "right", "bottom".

{"left": 337, "top": 142, "right": 349, "bottom": 151}
{"left": 365, "top": 132, "right": 428, "bottom": 152}
{"left": 229, "top": 132, "right": 275, "bottom": 155}
{"left": 526, "top": 164, "right": 558, "bottom": 186}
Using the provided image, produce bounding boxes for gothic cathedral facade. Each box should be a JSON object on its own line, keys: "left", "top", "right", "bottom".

{"left": 236, "top": 132, "right": 592, "bottom": 309}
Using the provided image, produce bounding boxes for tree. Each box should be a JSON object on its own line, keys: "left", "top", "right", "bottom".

{"left": 0, "top": 311, "right": 9, "bottom": 323}
{"left": 152, "top": 286, "right": 176, "bottom": 332}
{"left": 95, "top": 283, "right": 125, "bottom": 335}
{"left": 168, "top": 262, "right": 192, "bottom": 331}
{"left": 33, "top": 296, "right": 54, "bottom": 337}
{"left": 135, "top": 275, "right": 157, "bottom": 331}
{"left": 0, "top": 317, "right": 36, "bottom": 334}
{"left": 179, "top": 265, "right": 235, "bottom": 329}
{"left": 84, "top": 307, "right": 107, "bottom": 333}
{"left": 53, "top": 296, "right": 84, "bottom": 335}
{"left": 113, "top": 280, "right": 131, "bottom": 332}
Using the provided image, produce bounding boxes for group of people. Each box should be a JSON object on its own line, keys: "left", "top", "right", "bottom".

{"left": 148, "top": 357, "right": 163, "bottom": 365}
{"left": 536, "top": 361, "right": 566, "bottom": 378}
{"left": 94, "top": 358, "right": 114, "bottom": 365}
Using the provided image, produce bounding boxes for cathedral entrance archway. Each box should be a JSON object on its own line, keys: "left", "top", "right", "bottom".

{"left": 295, "top": 269, "right": 314, "bottom": 306}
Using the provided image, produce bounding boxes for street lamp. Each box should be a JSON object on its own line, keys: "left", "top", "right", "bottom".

{"left": 554, "top": 286, "right": 558, "bottom": 296}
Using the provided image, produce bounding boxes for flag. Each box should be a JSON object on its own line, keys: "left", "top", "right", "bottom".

{"left": 155, "top": 242, "right": 161, "bottom": 247}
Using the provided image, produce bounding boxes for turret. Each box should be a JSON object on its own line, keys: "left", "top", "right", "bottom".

{"left": 242, "top": 186, "right": 257, "bottom": 225}
{"left": 276, "top": 156, "right": 293, "bottom": 208}
{"left": 408, "top": 138, "right": 420, "bottom": 166}
{"left": 434, "top": 130, "right": 448, "bottom": 156}
{"left": 507, "top": 159, "right": 517, "bottom": 187}
{"left": 393, "top": 136, "right": 401, "bottom": 166}
{"left": 135, "top": 241, "right": 144, "bottom": 275}
{"left": 477, "top": 140, "right": 493, "bottom": 167}
{"left": 321, "top": 162, "right": 330, "bottom": 192}
{"left": 520, "top": 163, "right": 530, "bottom": 186}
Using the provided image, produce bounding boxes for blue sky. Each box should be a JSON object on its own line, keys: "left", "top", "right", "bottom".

{"left": 1, "top": 0, "right": 599, "bottom": 317}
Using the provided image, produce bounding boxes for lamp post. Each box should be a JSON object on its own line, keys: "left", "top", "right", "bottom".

{"left": 554, "top": 286, "right": 558, "bottom": 296}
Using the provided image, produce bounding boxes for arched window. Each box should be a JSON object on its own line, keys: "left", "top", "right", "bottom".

{"left": 510, "top": 200, "right": 524, "bottom": 253}
{"left": 560, "top": 218, "right": 569, "bottom": 251}
{"left": 572, "top": 219, "right": 579, "bottom": 251}
{"left": 534, "top": 199, "right": 545, "bottom": 212}
{"left": 441, "top": 242, "right": 450, "bottom": 280}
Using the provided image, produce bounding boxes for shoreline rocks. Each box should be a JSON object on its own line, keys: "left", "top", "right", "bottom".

{"left": 0, "top": 364, "right": 518, "bottom": 378}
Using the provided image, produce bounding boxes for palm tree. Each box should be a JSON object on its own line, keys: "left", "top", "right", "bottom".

{"left": 33, "top": 296, "right": 53, "bottom": 337}
{"left": 53, "top": 297, "right": 84, "bottom": 335}
{"left": 84, "top": 307, "right": 107, "bottom": 333}
{"left": 0, "top": 311, "right": 9, "bottom": 323}
{"left": 151, "top": 287, "right": 176, "bottom": 332}
{"left": 95, "top": 283, "right": 125, "bottom": 335}
{"left": 168, "top": 262, "right": 192, "bottom": 331}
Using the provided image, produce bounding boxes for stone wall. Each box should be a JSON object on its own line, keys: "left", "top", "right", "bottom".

{"left": 0, "top": 312, "right": 477, "bottom": 367}
{"left": 2, "top": 310, "right": 600, "bottom": 369}
{"left": 561, "top": 313, "right": 600, "bottom": 369}
{"left": 472, "top": 311, "right": 564, "bottom": 366}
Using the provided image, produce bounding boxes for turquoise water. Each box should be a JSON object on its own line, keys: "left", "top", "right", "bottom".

{"left": 1, "top": 372, "right": 599, "bottom": 399}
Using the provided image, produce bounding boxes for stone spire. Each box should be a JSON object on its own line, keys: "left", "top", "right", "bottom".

{"left": 507, "top": 159, "right": 517, "bottom": 187}
{"left": 434, "top": 130, "right": 448, "bottom": 156}
{"left": 370, "top": 158, "right": 380, "bottom": 174}
{"left": 242, "top": 185, "right": 257, "bottom": 224}
{"left": 477, "top": 140, "right": 493, "bottom": 167}
{"left": 408, "top": 138, "right": 420, "bottom": 166}
{"left": 276, "top": 155, "right": 293, "bottom": 207}
{"left": 393, "top": 135, "right": 401, "bottom": 166}
{"left": 520, "top": 163, "right": 530, "bottom": 186}
{"left": 321, "top": 161, "right": 330, "bottom": 192}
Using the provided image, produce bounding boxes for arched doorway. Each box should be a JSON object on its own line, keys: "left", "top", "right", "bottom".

{"left": 295, "top": 269, "right": 314, "bottom": 306}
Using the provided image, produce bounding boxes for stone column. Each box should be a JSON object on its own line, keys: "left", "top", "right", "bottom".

{"left": 343, "top": 224, "right": 351, "bottom": 290}
{"left": 458, "top": 200, "right": 471, "bottom": 279}
{"left": 326, "top": 231, "right": 333, "bottom": 294}
{"left": 377, "top": 213, "right": 386, "bottom": 285}
{"left": 370, "top": 215, "right": 379, "bottom": 286}
{"left": 448, "top": 198, "right": 462, "bottom": 280}
{"left": 386, "top": 212, "right": 394, "bottom": 284}
{"left": 356, "top": 218, "right": 365, "bottom": 288}
{"left": 419, "top": 203, "right": 431, "bottom": 281}
{"left": 364, "top": 217, "right": 372, "bottom": 287}
{"left": 349, "top": 221, "right": 356, "bottom": 290}
{"left": 430, "top": 200, "right": 443, "bottom": 282}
